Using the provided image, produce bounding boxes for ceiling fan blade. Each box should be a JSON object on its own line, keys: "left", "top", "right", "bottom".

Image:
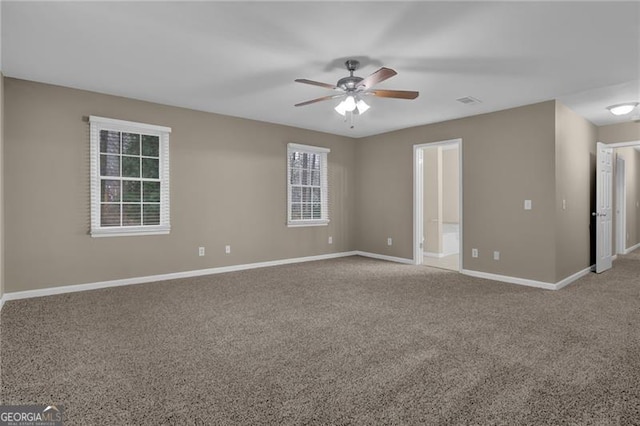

{"left": 357, "top": 67, "right": 397, "bottom": 89}
{"left": 371, "top": 89, "right": 419, "bottom": 100}
{"left": 295, "top": 79, "right": 337, "bottom": 90}
{"left": 295, "top": 94, "right": 343, "bottom": 107}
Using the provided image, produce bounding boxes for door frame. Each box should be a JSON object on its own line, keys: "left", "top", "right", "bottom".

{"left": 413, "top": 138, "right": 463, "bottom": 270}
{"left": 615, "top": 156, "right": 626, "bottom": 255}
{"left": 595, "top": 139, "right": 640, "bottom": 271}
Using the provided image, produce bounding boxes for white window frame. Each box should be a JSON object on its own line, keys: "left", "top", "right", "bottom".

{"left": 287, "top": 143, "right": 330, "bottom": 227}
{"left": 89, "top": 116, "right": 171, "bottom": 237}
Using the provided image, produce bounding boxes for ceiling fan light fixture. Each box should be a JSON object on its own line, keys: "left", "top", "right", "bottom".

{"left": 343, "top": 95, "right": 357, "bottom": 112}
{"left": 335, "top": 96, "right": 370, "bottom": 116}
{"left": 356, "top": 98, "right": 370, "bottom": 114}
{"left": 607, "top": 102, "right": 638, "bottom": 116}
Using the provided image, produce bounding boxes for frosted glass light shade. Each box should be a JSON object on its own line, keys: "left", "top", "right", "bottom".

{"left": 343, "top": 96, "right": 356, "bottom": 112}
{"left": 356, "top": 99, "right": 370, "bottom": 114}
{"left": 607, "top": 103, "right": 638, "bottom": 116}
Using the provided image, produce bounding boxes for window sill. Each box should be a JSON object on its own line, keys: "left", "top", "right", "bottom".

{"left": 91, "top": 226, "right": 170, "bottom": 238}
{"left": 287, "top": 221, "right": 329, "bottom": 228}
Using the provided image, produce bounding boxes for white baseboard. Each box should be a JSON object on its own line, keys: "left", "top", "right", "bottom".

{"left": 424, "top": 251, "right": 459, "bottom": 258}
{"left": 462, "top": 266, "right": 593, "bottom": 291}
{"left": 2, "top": 250, "right": 595, "bottom": 303}
{"left": 554, "top": 266, "right": 593, "bottom": 290}
{"left": 3, "top": 251, "right": 359, "bottom": 302}
{"left": 624, "top": 242, "right": 640, "bottom": 254}
{"left": 355, "top": 251, "right": 414, "bottom": 264}
{"left": 462, "top": 269, "right": 556, "bottom": 290}
{"left": 424, "top": 251, "right": 446, "bottom": 258}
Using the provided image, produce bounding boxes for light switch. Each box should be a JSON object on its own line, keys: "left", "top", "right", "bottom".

{"left": 524, "top": 200, "right": 532, "bottom": 210}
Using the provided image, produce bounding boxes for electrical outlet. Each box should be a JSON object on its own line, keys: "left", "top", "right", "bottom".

{"left": 328, "top": 236, "right": 333, "bottom": 244}
{"left": 493, "top": 251, "right": 500, "bottom": 260}
{"left": 198, "top": 247, "right": 205, "bottom": 257}
{"left": 225, "top": 245, "right": 231, "bottom": 254}
{"left": 472, "top": 248, "right": 478, "bottom": 258}
{"left": 524, "top": 200, "right": 532, "bottom": 210}
{"left": 387, "top": 237, "right": 393, "bottom": 246}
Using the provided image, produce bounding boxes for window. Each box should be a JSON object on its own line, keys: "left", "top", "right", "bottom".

{"left": 89, "top": 116, "right": 171, "bottom": 237}
{"left": 287, "top": 143, "right": 330, "bottom": 227}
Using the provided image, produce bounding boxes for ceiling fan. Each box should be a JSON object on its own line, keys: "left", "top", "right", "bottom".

{"left": 294, "top": 59, "right": 419, "bottom": 117}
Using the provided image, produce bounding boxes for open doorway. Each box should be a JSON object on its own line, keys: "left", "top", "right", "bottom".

{"left": 413, "top": 139, "right": 462, "bottom": 271}
{"left": 614, "top": 143, "right": 640, "bottom": 256}
{"left": 615, "top": 156, "right": 626, "bottom": 256}
{"left": 595, "top": 140, "right": 640, "bottom": 273}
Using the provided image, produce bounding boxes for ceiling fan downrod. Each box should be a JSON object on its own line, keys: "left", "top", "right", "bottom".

{"left": 345, "top": 59, "right": 359, "bottom": 75}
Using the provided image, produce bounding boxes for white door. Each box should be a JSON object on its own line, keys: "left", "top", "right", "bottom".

{"left": 595, "top": 142, "right": 613, "bottom": 273}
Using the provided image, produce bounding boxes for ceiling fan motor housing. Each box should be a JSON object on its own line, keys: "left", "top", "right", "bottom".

{"left": 337, "top": 76, "right": 364, "bottom": 92}
{"left": 338, "top": 59, "right": 363, "bottom": 91}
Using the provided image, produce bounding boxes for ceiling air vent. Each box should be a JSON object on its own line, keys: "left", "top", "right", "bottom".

{"left": 456, "top": 96, "right": 482, "bottom": 105}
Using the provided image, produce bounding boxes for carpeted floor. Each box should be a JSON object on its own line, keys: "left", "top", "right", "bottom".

{"left": 1, "top": 253, "right": 639, "bottom": 425}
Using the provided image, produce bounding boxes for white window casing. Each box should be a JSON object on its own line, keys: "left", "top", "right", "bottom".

{"left": 89, "top": 116, "right": 171, "bottom": 237}
{"left": 287, "top": 143, "right": 330, "bottom": 227}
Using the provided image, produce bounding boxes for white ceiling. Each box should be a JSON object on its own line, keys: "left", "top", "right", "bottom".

{"left": 2, "top": 1, "right": 639, "bottom": 138}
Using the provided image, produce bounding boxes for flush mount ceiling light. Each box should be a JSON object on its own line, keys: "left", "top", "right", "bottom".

{"left": 607, "top": 102, "right": 639, "bottom": 116}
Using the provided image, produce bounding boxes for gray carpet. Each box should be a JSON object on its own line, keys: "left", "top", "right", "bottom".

{"left": 1, "top": 253, "right": 639, "bottom": 425}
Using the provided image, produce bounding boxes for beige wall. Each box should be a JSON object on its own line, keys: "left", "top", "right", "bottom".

{"left": 423, "top": 147, "right": 442, "bottom": 254}
{"left": 356, "top": 101, "right": 559, "bottom": 283}
{"left": 637, "top": 149, "right": 640, "bottom": 249}
{"left": 442, "top": 147, "right": 459, "bottom": 223}
{"left": 554, "top": 102, "right": 597, "bottom": 280}
{"left": 4, "top": 78, "right": 357, "bottom": 292}
{"left": 0, "top": 73, "right": 4, "bottom": 303}
{"left": 422, "top": 145, "right": 459, "bottom": 255}
{"left": 598, "top": 122, "right": 640, "bottom": 144}
{"left": 1, "top": 77, "right": 610, "bottom": 291}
